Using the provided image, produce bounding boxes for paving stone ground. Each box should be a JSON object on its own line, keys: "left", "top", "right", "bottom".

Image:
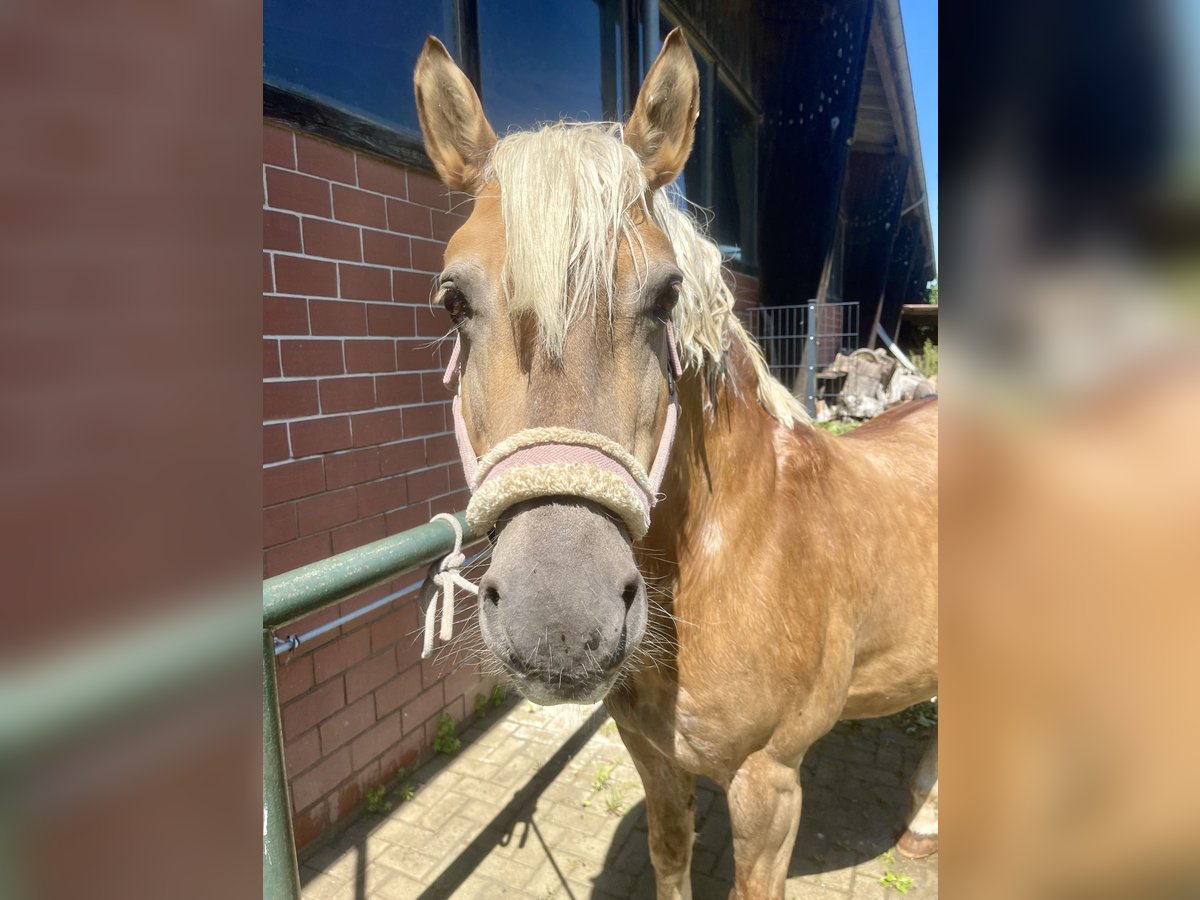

{"left": 300, "top": 698, "right": 938, "bottom": 899}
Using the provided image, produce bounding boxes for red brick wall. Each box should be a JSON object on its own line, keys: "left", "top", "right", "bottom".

{"left": 262, "top": 121, "right": 492, "bottom": 848}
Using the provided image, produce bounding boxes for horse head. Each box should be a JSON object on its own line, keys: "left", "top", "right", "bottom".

{"left": 414, "top": 31, "right": 699, "bottom": 703}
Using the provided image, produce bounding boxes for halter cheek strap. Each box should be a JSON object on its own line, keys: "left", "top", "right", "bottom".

{"left": 442, "top": 322, "right": 682, "bottom": 540}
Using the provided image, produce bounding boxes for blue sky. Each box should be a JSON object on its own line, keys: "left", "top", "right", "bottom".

{"left": 899, "top": 0, "right": 938, "bottom": 270}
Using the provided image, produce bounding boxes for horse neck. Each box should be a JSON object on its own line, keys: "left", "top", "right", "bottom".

{"left": 639, "top": 338, "right": 832, "bottom": 572}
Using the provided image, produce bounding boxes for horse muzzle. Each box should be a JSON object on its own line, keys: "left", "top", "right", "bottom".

{"left": 475, "top": 498, "right": 648, "bottom": 705}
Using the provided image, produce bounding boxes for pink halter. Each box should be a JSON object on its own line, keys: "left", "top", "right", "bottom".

{"left": 442, "top": 323, "right": 683, "bottom": 540}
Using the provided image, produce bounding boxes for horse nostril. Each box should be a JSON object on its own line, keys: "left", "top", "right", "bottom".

{"left": 483, "top": 585, "right": 500, "bottom": 607}
{"left": 621, "top": 580, "right": 639, "bottom": 609}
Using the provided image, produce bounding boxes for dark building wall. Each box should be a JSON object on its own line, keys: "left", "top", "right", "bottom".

{"left": 756, "top": 0, "right": 875, "bottom": 306}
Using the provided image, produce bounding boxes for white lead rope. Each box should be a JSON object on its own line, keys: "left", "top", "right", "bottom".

{"left": 421, "top": 513, "right": 479, "bottom": 659}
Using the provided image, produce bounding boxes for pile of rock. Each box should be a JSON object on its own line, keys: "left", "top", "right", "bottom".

{"left": 814, "top": 348, "right": 936, "bottom": 422}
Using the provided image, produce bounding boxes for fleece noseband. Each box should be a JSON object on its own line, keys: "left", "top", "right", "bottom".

{"left": 443, "top": 324, "right": 682, "bottom": 540}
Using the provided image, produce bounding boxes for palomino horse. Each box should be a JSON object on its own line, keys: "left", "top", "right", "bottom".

{"left": 414, "top": 30, "right": 938, "bottom": 899}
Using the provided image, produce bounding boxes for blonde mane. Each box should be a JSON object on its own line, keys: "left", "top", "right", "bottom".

{"left": 485, "top": 122, "right": 808, "bottom": 429}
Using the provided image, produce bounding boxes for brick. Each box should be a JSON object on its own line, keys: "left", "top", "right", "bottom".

{"left": 264, "top": 210, "right": 302, "bottom": 251}
{"left": 392, "top": 270, "right": 437, "bottom": 303}
{"left": 379, "top": 439, "right": 425, "bottom": 475}
{"left": 362, "top": 229, "right": 411, "bottom": 268}
{"left": 375, "top": 372, "right": 421, "bottom": 406}
{"left": 280, "top": 340, "right": 343, "bottom": 376}
{"left": 276, "top": 653, "right": 313, "bottom": 704}
{"left": 324, "top": 447, "right": 380, "bottom": 489}
{"left": 263, "top": 124, "right": 295, "bottom": 168}
{"left": 263, "top": 423, "right": 289, "bottom": 464}
{"left": 263, "top": 501, "right": 298, "bottom": 548}
{"left": 290, "top": 415, "right": 352, "bottom": 456}
{"left": 318, "top": 693, "right": 375, "bottom": 754}
{"left": 339, "top": 263, "right": 392, "bottom": 302}
{"left": 263, "top": 458, "right": 324, "bottom": 505}
{"left": 290, "top": 747, "right": 351, "bottom": 811}
{"left": 385, "top": 503, "right": 429, "bottom": 535}
{"left": 297, "top": 486, "right": 358, "bottom": 535}
{"left": 292, "top": 801, "right": 327, "bottom": 849}
{"left": 350, "top": 712, "right": 402, "bottom": 770}
{"left": 295, "top": 133, "right": 356, "bottom": 184}
{"left": 425, "top": 433, "right": 458, "bottom": 466}
{"left": 370, "top": 604, "right": 419, "bottom": 655}
{"left": 420, "top": 371, "right": 448, "bottom": 402}
{"left": 352, "top": 409, "right": 403, "bottom": 447}
{"left": 308, "top": 299, "right": 367, "bottom": 336}
{"left": 302, "top": 218, "right": 361, "bottom": 261}
{"left": 429, "top": 489, "right": 468, "bottom": 518}
{"left": 313, "top": 628, "right": 372, "bottom": 682}
{"left": 266, "top": 168, "right": 330, "bottom": 217}
{"left": 366, "top": 304, "right": 415, "bottom": 338}
{"left": 392, "top": 619, "right": 424, "bottom": 673}
{"left": 403, "top": 403, "right": 446, "bottom": 437}
{"left": 431, "top": 208, "right": 468, "bottom": 242}
{"left": 420, "top": 655, "right": 453, "bottom": 691}
{"left": 396, "top": 339, "right": 440, "bottom": 372}
{"left": 386, "top": 198, "right": 432, "bottom": 237}
{"left": 284, "top": 727, "right": 321, "bottom": 779}
{"left": 263, "top": 252, "right": 273, "bottom": 292}
{"left": 318, "top": 376, "right": 375, "bottom": 413}
{"left": 355, "top": 475, "right": 407, "bottom": 517}
{"left": 408, "top": 466, "right": 450, "bottom": 502}
{"left": 412, "top": 304, "right": 447, "bottom": 338}
{"left": 264, "top": 532, "right": 331, "bottom": 577}
{"left": 263, "top": 339, "right": 280, "bottom": 378}
{"left": 401, "top": 684, "right": 445, "bottom": 735}
{"left": 346, "top": 650, "right": 399, "bottom": 703}
{"left": 281, "top": 676, "right": 343, "bottom": 740}
{"left": 410, "top": 238, "right": 446, "bottom": 273}
{"left": 407, "top": 173, "right": 450, "bottom": 210}
{"left": 344, "top": 339, "right": 396, "bottom": 373}
{"left": 263, "top": 379, "right": 319, "bottom": 420}
{"left": 274, "top": 254, "right": 337, "bottom": 297}
{"left": 442, "top": 670, "right": 486, "bottom": 716}
{"left": 263, "top": 294, "right": 309, "bottom": 335}
{"left": 332, "top": 184, "right": 386, "bottom": 228}
{"left": 356, "top": 155, "right": 407, "bottom": 197}
{"left": 331, "top": 515, "right": 386, "bottom": 554}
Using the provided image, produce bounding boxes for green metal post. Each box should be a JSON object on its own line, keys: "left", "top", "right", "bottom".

{"left": 263, "top": 629, "right": 301, "bottom": 900}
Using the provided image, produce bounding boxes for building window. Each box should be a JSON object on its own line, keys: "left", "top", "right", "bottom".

{"left": 477, "top": 0, "right": 623, "bottom": 130}
{"left": 659, "top": 11, "right": 758, "bottom": 266}
{"left": 263, "top": 0, "right": 453, "bottom": 138}
{"left": 712, "top": 78, "right": 758, "bottom": 264}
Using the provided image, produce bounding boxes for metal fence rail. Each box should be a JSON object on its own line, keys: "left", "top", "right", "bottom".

{"left": 262, "top": 512, "right": 477, "bottom": 900}
{"left": 737, "top": 301, "right": 860, "bottom": 414}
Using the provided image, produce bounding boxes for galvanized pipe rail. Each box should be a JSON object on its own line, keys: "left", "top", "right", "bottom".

{"left": 261, "top": 511, "right": 477, "bottom": 900}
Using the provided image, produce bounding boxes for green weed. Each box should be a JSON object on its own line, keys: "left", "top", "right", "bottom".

{"left": 365, "top": 785, "right": 391, "bottom": 814}
{"left": 880, "top": 871, "right": 914, "bottom": 893}
{"left": 433, "top": 714, "right": 461, "bottom": 754}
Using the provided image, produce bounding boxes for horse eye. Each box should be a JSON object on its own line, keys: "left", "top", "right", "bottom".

{"left": 442, "top": 286, "right": 470, "bottom": 323}
{"left": 653, "top": 276, "right": 682, "bottom": 321}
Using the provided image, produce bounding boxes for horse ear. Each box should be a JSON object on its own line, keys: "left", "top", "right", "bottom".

{"left": 414, "top": 36, "right": 497, "bottom": 192}
{"left": 625, "top": 28, "right": 700, "bottom": 190}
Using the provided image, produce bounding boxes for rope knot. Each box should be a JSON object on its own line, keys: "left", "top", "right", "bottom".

{"left": 422, "top": 513, "right": 479, "bottom": 658}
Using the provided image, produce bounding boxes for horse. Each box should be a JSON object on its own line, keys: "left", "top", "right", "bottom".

{"left": 413, "top": 30, "right": 938, "bottom": 899}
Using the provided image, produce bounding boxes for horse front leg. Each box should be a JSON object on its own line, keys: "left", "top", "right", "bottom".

{"left": 897, "top": 726, "right": 938, "bottom": 858}
{"left": 726, "top": 750, "right": 803, "bottom": 900}
{"left": 619, "top": 727, "right": 697, "bottom": 900}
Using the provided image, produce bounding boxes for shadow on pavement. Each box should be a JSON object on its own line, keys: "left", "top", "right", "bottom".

{"left": 592, "top": 712, "right": 931, "bottom": 899}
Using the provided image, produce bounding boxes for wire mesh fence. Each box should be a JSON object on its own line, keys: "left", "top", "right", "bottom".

{"left": 736, "top": 301, "right": 861, "bottom": 414}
